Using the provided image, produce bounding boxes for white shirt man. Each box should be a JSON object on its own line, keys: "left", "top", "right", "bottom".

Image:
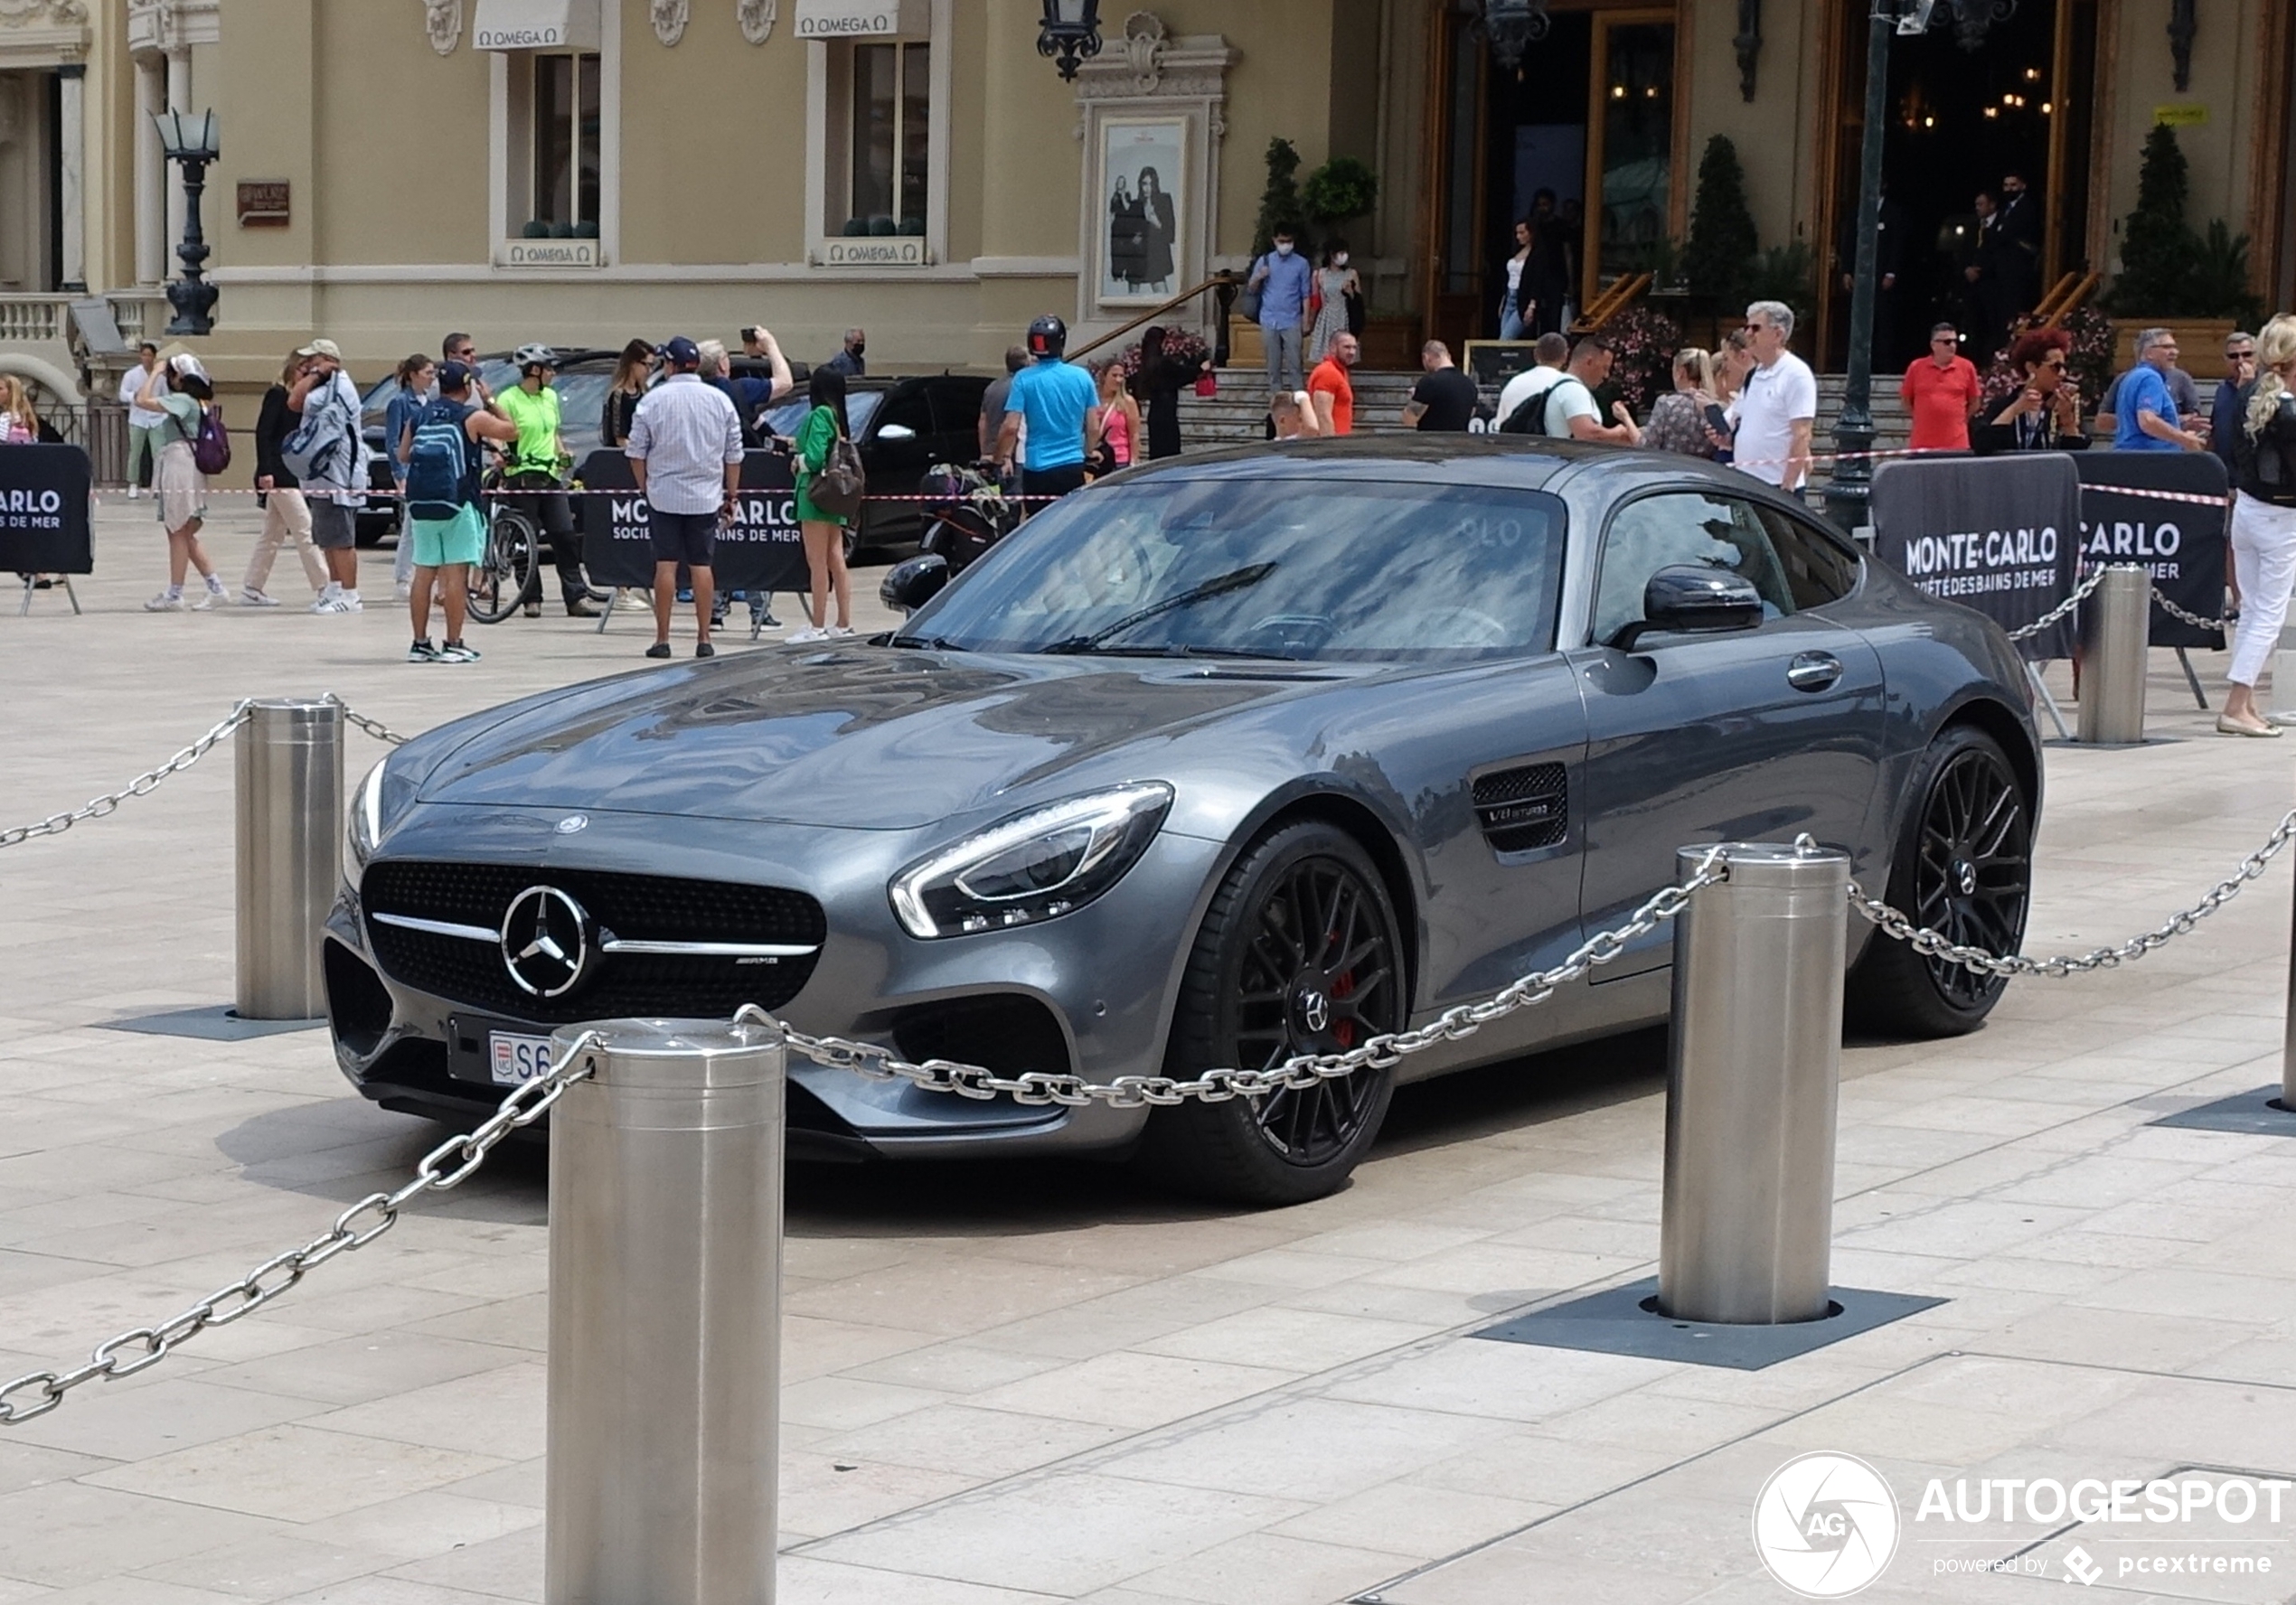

{"left": 1727, "top": 300, "right": 1818, "bottom": 489}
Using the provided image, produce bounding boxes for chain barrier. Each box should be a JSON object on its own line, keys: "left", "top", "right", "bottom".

{"left": 0, "top": 1033, "right": 600, "bottom": 1425}
{"left": 2150, "top": 585, "right": 2234, "bottom": 635}
{"left": 1853, "top": 808, "right": 2296, "bottom": 979}
{"left": 749, "top": 848, "right": 1731, "bottom": 1109}
{"left": 0, "top": 696, "right": 405, "bottom": 850}
{"left": 2002, "top": 565, "right": 2109, "bottom": 643}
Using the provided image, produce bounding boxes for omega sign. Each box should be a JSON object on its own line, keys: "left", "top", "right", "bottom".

{"left": 475, "top": 22, "right": 574, "bottom": 46}
{"left": 796, "top": 9, "right": 897, "bottom": 37}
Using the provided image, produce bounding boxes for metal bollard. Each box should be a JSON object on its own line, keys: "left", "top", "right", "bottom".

{"left": 1659, "top": 842, "right": 1849, "bottom": 1324}
{"left": 2077, "top": 564, "right": 2150, "bottom": 745}
{"left": 234, "top": 698, "right": 344, "bottom": 1020}
{"left": 2283, "top": 870, "right": 2296, "bottom": 1112}
{"left": 545, "top": 1016, "right": 785, "bottom": 1605}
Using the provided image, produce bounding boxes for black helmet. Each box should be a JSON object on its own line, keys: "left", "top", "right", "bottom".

{"left": 1026, "top": 314, "right": 1068, "bottom": 360}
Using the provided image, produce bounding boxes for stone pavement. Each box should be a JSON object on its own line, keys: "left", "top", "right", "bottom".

{"left": 1, "top": 498, "right": 2294, "bottom": 1603}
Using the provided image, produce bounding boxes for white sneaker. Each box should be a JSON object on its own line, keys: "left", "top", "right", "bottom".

{"left": 191, "top": 588, "right": 220, "bottom": 611}
{"left": 786, "top": 626, "right": 827, "bottom": 643}
{"left": 313, "top": 594, "right": 358, "bottom": 615}
{"left": 393, "top": 582, "right": 412, "bottom": 602}
{"left": 144, "top": 591, "right": 186, "bottom": 612}
{"left": 240, "top": 587, "right": 281, "bottom": 607}
{"left": 826, "top": 624, "right": 855, "bottom": 639}
{"left": 127, "top": 487, "right": 141, "bottom": 501}
{"left": 338, "top": 591, "right": 364, "bottom": 613}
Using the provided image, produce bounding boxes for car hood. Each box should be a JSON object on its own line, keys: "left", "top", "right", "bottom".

{"left": 414, "top": 647, "right": 1352, "bottom": 829}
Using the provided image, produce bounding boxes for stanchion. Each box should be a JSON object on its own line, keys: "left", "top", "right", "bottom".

{"left": 545, "top": 1016, "right": 785, "bottom": 1605}
{"left": 233, "top": 698, "right": 343, "bottom": 1020}
{"left": 1659, "top": 842, "right": 1849, "bottom": 1324}
{"left": 2283, "top": 868, "right": 2296, "bottom": 1113}
{"left": 2077, "top": 565, "right": 2150, "bottom": 745}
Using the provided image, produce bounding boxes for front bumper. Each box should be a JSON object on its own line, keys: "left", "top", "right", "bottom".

{"left": 324, "top": 802, "right": 1224, "bottom": 1159}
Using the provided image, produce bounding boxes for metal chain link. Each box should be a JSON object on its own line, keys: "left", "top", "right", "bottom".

{"left": 0, "top": 696, "right": 406, "bottom": 850}
{"left": 0, "top": 1033, "right": 599, "bottom": 1426}
{"left": 1852, "top": 808, "right": 2296, "bottom": 979}
{"left": 748, "top": 848, "right": 1732, "bottom": 1109}
{"left": 2150, "top": 584, "right": 2233, "bottom": 635}
{"left": 2003, "top": 565, "right": 2108, "bottom": 643}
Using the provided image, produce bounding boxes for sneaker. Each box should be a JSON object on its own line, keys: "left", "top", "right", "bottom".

{"left": 756, "top": 609, "right": 780, "bottom": 628}
{"left": 240, "top": 587, "right": 281, "bottom": 608}
{"left": 313, "top": 595, "right": 359, "bottom": 615}
{"left": 126, "top": 486, "right": 141, "bottom": 500}
{"left": 566, "top": 597, "right": 600, "bottom": 618}
{"left": 786, "top": 626, "right": 827, "bottom": 644}
{"left": 144, "top": 591, "right": 186, "bottom": 612}
{"left": 408, "top": 639, "right": 441, "bottom": 662}
{"left": 645, "top": 642, "right": 673, "bottom": 660}
{"left": 826, "top": 624, "right": 855, "bottom": 639}
{"left": 393, "top": 582, "right": 413, "bottom": 602}
{"left": 438, "top": 642, "right": 482, "bottom": 663}
{"left": 191, "top": 588, "right": 220, "bottom": 611}
{"left": 695, "top": 640, "right": 717, "bottom": 659}
{"left": 522, "top": 600, "right": 542, "bottom": 618}
{"left": 676, "top": 588, "right": 693, "bottom": 604}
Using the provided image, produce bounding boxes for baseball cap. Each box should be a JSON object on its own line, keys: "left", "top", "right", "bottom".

{"left": 438, "top": 360, "right": 474, "bottom": 391}
{"left": 662, "top": 335, "right": 701, "bottom": 365}
{"left": 296, "top": 338, "right": 343, "bottom": 360}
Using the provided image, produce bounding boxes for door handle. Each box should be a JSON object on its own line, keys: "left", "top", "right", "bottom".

{"left": 1785, "top": 652, "right": 1844, "bottom": 692}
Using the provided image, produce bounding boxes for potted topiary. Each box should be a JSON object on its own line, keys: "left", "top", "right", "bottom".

{"left": 2101, "top": 124, "right": 2261, "bottom": 380}
{"left": 1678, "top": 135, "right": 1759, "bottom": 346}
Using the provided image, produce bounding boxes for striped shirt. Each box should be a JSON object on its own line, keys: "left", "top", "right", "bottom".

{"left": 626, "top": 374, "right": 744, "bottom": 514}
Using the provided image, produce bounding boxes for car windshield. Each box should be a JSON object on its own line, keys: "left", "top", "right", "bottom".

{"left": 762, "top": 390, "right": 882, "bottom": 441}
{"left": 899, "top": 477, "right": 1564, "bottom": 662}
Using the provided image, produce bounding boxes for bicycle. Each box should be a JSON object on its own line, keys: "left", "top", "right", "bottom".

{"left": 465, "top": 472, "right": 541, "bottom": 624}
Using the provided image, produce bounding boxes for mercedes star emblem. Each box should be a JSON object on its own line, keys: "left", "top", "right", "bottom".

{"left": 1301, "top": 990, "right": 1331, "bottom": 1034}
{"left": 500, "top": 886, "right": 594, "bottom": 999}
{"left": 556, "top": 814, "right": 589, "bottom": 835}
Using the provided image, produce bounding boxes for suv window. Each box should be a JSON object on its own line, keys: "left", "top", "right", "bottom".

{"left": 929, "top": 377, "right": 990, "bottom": 436}
{"left": 1755, "top": 503, "right": 1861, "bottom": 609}
{"left": 876, "top": 385, "right": 934, "bottom": 437}
{"left": 1592, "top": 490, "right": 1794, "bottom": 646}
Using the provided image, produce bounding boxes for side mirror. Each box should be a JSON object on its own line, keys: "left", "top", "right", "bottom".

{"left": 1612, "top": 565, "right": 1764, "bottom": 650}
{"left": 877, "top": 422, "right": 917, "bottom": 442}
{"left": 880, "top": 552, "right": 949, "bottom": 615}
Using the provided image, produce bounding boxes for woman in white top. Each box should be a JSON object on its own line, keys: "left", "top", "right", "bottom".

{"left": 140, "top": 354, "right": 229, "bottom": 611}
{"left": 1499, "top": 218, "right": 1533, "bottom": 341}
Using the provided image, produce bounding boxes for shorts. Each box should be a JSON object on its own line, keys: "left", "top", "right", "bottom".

{"left": 308, "top": 499, "right": 358, "bottom": 550}
{"left": 1021, "top": 464, "right": 1089, "bottom": 502}
{"left": 649, "top": 508, "right": 718, "bottom": 568}
{"left": 409, "top": 504, "right": 486, "bottom": 568}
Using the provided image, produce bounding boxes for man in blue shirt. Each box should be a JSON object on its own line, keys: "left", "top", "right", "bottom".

{"left": 2113, "top": 327, "right": 2209, "bottom": 453}
{"left": 1247, "top": 229, "right": 1313, "bottom": 395}
{"left": 996, "top": 314, "right": 1103, "bottom": 505}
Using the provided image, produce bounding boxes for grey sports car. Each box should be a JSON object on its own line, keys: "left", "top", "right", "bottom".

{"left": 325, "top": 438, "right": 2041, "bottom": 1205}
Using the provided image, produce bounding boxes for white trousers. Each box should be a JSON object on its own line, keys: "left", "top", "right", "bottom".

{"left": 245, "top": 488, "right": 328, "bottom": 596}
{"left": 2229, "top": 492, "right": 2296, "bottom": 687}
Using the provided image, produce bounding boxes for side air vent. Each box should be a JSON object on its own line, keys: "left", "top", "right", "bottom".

{"left": 1473, "top": 763, "right": 1567, "bottom": 853}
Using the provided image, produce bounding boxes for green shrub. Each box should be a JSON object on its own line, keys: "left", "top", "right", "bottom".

{"left": 1251, "top": 138, "right": 1309, "bottom": 258}
{"left": 1301, "top": 156, "right": 1379, "bottom": 229}
{"left": 1681, "top": 136, "right": 1758, "bottom": 305}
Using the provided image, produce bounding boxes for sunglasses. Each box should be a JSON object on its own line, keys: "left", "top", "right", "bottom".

{"left": 1932, "top": 337, "right": 1957, "bottom": 346}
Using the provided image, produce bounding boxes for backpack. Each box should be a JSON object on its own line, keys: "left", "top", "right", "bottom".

{"left": 191, "top": 404, "right": 231, "bottom": 474}
{"left": 280, "top": 378, "right": 352, "bottom": 484}
{"left": 403, "top": 401, "right": 475, "bottom": 521}
{"left": 808, "top": 436, "right": 868, "bottom": 521}
{"left": 1498, "top": 372, "right": 1586, "bottom": 437}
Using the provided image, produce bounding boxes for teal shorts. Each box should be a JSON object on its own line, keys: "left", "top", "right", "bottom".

{"left": 409, "top": 504, "right": 486, "bottom": 568}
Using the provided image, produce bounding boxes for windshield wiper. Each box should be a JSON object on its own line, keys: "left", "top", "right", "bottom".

{"left": 1038, "top": 563, "right": 1277, "bottom": 654}
{"left": 888, "top": 633, "right": 963, "bottom": 651}
{"left": 1071, "top": 644, "right": 1300, "bottom": 661}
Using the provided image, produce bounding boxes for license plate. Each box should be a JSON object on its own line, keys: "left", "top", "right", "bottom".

{"left": 488, "top": 1030, "right": 558, "bottom": 1087}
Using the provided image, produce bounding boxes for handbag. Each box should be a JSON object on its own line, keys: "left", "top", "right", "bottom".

{"left": 1194, "top": 372, "right": 1219, "bottom": 399}
{"left": 1236, "top": 255, "right": 1264, "bottom": 323}
{"left": 807, "top": 435, "right": 868, "bottom": 521}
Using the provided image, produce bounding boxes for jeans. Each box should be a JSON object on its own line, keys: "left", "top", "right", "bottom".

{"left": 2229, "top": 491, "right": 2296, "bottom": 686}
{"left": 1261, "top": 324, "right": 1303, "bottom": 393}
{"left": 391, "top": 477, "right": 416, "bottom": 588}
{"left": 1499, "top": 305, "right": 1527, "bottom": 343}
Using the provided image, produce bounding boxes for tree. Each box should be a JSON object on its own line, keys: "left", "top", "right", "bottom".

{"left": 1251, "top": 138, "right": 1308, "bottom": 258}
{"left": 1301, "top": 157, "right": 1379, "bottom": 233}
{"left": 1681, "top": 135, "right": 1759, "bottom": 306}
{"left": 2105, "top": 123, "right": 2192, "bottom": 314}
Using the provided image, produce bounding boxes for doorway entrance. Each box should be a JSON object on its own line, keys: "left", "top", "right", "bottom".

{"left": 1821, "top": 0, "right": 2097, "bottom": 370}
{"left": 1420, "top": 2, "right": 1680, "bottom": 358}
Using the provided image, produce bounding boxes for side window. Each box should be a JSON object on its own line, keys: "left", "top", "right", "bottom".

{"left": 875, "top": 386, "right": 935, "bottom": 438}
{"left": 1757, "top": 504, "right": 1862, "bottom": 610}
{"left": 930, "top": 380, "right": 990, "bottom": 436}
{"left": 1591, "top": 492, "right": 1794, "bottom": 645}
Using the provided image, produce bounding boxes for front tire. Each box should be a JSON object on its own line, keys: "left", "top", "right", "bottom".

{"left": 1135, "top": 821, "right": 1407, "bottom": 1206}
{"left": 1846, "top": 724, "right": 2033, "bottom": 1037}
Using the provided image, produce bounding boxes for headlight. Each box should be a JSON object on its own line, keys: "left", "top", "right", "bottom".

{"left": 889, "top": 783, "right": 1172, "bottom": 939}
{"left": 344, "top": 760, "right": 388, "bottom": 886}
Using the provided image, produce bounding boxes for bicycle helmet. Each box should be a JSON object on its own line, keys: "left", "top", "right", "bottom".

{"left": 513, "top": 343, "right": 558, "bottom": 372}
{"left": 1026, "top": 315, "right": 1068, "bottom": 360}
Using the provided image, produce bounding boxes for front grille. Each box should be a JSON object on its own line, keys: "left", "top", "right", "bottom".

{"left": 1473, "top": 763, "right": 1568, "bottom": 853}
{"left": 362, "top": 861, "right": 827, "bottom": 1024}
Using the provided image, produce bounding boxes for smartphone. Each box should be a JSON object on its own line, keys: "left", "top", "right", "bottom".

{"left": 1703, "top": 402, "right": 1732, "bottom": 437}
{"left": 740, "top": 326, "right": 759, "bottom": 343}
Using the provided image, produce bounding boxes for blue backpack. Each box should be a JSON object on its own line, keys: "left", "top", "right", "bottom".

{"left": 404, "top": 401, "right": 475, "bottom": 521}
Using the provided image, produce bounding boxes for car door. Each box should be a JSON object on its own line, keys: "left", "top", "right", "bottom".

{"left": 927, "top": 376, "right": 990, "bottom": 465}
{"left": 861, "top": 381, "right": 938, "bottom": 545}
{"left": 1572, "top": 486, "right": 1883, "bottom": 981}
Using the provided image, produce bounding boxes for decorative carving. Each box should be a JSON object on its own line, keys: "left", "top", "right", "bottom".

{"left": 0, "top": 0, "right": 88, "bottom": 23}
{"left": 127, "top": 0, "right": 219, "bottom": 56}
{"left": 1122, "top": 11, "right": 1165, "bottom": 92}
{"left": 737, "top": 0, "right": 776, "bottom": 44}
{"left": 651, "top": 0, "right": 689, "bottom": 46}
{"left": 422, "top": 0, "right": 461, "bottom": 55}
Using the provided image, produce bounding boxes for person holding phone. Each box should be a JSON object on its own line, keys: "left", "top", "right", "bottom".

{"left": 1642, "top": 348, "right": 1726, "bottom": 459}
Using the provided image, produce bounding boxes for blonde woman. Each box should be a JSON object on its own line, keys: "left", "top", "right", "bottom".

{"left": 0, "top": 375, "right": 37, "bottom": 444}
{"left": 1643, "top": 348, "right": 1725, "bottom": 458}
{"left": 1087, "top": 361, "right": 1142, "bottom": 474}
{"left": 2221, "top": 314, "right": 2296, "bottom": 736}
{"left": 140, "top": 354, "right": 229, "bottom": 610}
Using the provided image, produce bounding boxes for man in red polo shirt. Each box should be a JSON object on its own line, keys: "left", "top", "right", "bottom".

{"left": 1307, "top": 331, "right": 1359, "bottom": 436}
{"left": 1901, "top": 322, "right": 1981, "bottom": 453}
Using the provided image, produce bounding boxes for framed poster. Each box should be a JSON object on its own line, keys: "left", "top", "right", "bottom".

{"left": 1096, "top": 117, "right": 1187, "bottom": 305}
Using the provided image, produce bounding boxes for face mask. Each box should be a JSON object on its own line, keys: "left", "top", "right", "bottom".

{"left": 1275, "top": 242, "right": 1294, "bottom": 257}
{"left": 851, "top": 342, "right": 866, "bottom": 356}
{"left": 1333, "top": 253, "right": 1350, "bottom": 267}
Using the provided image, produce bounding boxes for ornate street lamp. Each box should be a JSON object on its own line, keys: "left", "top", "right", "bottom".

{"left": 155, "top": 108, "right": 221, "bottom": 337}
{"left": 1036, "top": 0, "right": 1102, "bottom": 82}
{"left": 1475, "top": 0, "right": 1550, "bottom": 71}
{"left": 1924, "top": 0, "right": 2017, "bottom": 53}
{"left": 1823, "top": 4, "right": 1909, "bottom": 534}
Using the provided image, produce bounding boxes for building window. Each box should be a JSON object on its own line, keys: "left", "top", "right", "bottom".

{"left": 527, "top": 52, "right": 600, "bottom": 235}
{"left": 846, "top": 41, "right": 928, "bottom": 237}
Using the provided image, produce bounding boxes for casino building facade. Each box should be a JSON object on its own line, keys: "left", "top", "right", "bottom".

{"left": 1, "top": 0, "right": 2291, "bottom": 399}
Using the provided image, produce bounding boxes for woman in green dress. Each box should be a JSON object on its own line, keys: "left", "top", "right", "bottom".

{"left": 790, "top": 367, "right": 852, "bottom": 643}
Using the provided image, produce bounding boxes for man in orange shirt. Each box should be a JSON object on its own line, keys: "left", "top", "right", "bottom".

{"left": 1308, "top": 331, "right": 1359, "bottom": 436}
{"left": 1901, "top": 322, "right": 1981, "bottom": 453}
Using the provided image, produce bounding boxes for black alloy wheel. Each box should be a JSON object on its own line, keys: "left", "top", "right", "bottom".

{"left": 1137, "top": 820, "right": 1407, "bottom": 1206}
{"left": 1847, "top": 724, "right": 2032, "bottom": 1037}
